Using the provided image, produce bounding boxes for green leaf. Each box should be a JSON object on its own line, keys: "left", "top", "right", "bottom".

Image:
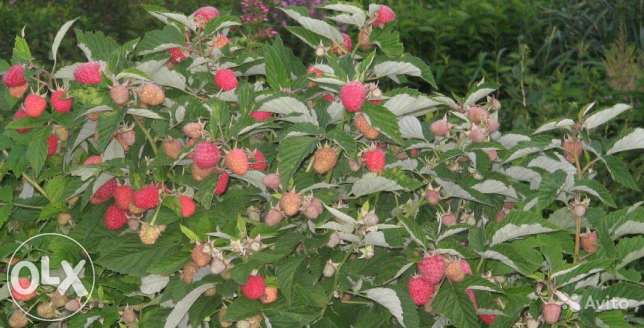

{"left": 370, "top": 27, "right": 404, "bottom": 58}
{"left": 44, "top": 176, "right": 66, "bottom": 203}
{"left": 574, "top": 179, "right": 617, "bottom": 208}
{"left": 603, "top": 156, "right": 640, "bottom": 191}
{"left": 285, "top": 26, "right": 324, "bottom": 48}
{"left": 537, "top": 170, "right": 566, "bottom": 209}
{"left": 362, "top": 103, "right": 402, "bottom": 143}
{"left": 12, "top": 36, "right": 32, "bottom": 63}
{"left": 137, "top": 25, "right": 184, "bottom": 55}
{"left": 488, "top": 211, "right": 557, "bottom": 246}
{"left": 276, "top": 255, "right": 305, "bottom": 303}
{"left": 432, "top": 282, "right": 479, "bottom": 328}
{"left": 264, "top": 38, "right": 294, "bottom": 90}
{"left": 277, "top": 136, "right": 316, "bottom": 186}
{"left": 203, "top": 15, "right": 241, "bottom": 34}
{"left": 223, "top": 297, "right": 262, "bottom": 321}
{"left": 96, "top": 109, "right": 125, "bottom": 152}
{"left": 26, "top": 128, "right": 49, "bottom": 176}
{"left": 75, "top": 29, "right": 119, "bottom": 61}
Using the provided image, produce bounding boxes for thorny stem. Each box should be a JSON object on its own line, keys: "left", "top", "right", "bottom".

{"left": 22, "top": 174, "right": 50, "bottom": 201}
{"left": 134, "top": 116, "right": 158, "bottom": 155}
{"left": 0, "top": 202, "right": 43, "bottom": 209}
{"left": 316, "top": 248, "right": 354, "bottom": 323}
{"left": 574, "top": 212, "right": 581, "bottom": 264}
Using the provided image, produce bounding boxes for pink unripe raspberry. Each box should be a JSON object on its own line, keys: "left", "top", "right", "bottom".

{"left": 179, "top": 195, "right": 196, "bottom": 218}
{"left": 214, "top": 172, "right": 229, "bottom": 196}
{"left": 193, "top": 141, "right": 221, "bottom": 169}
{"left": 241, "top": 274, "right": 266, "bottom": 300}
{"left": 163, "top": 138, "right": 183, "bottom": 159}
{"left": 487, "top": 118, "right": 500, "bottom": 132}
{"left": 340, "top": 81, "right": 367, "bottom": 112}
{"left": 74, "top": 62, "right": 102, "bottom": 85}
{"left": 562, "top": 136, "right": 583, "bottom": 163}
{"left": 47, "top": 135, "right": 58, "bottom": 156}
{"left": 191, "top": 243, "right": 211, "bottom": 266}
{"left": 485, "top": 149, "right": 498, "bottom": 161}
{"left": 479, "top": 314, "right": 496, "bottom": 325}
{"left": 225, "top": 148, "right": 249, "bottom": 176}
{"left": 250, "top": 111, "right": 272, "bottom": 122}
{"left": 168, "top": 47, "right": 189, "bottom": 64}
{"left": 581, "top": 230, "right": 598, "bottom": 254}
{"left": 407, "top": 275, "right": 434, "bottom": 305}
{"left": 373, "top": 5, "right": 396, "bottom": 28}
{"left": 418, "top": 254, "right": 445, "bottom": 284}
{"left": 134, "top": 185, "right": 160, "bottom": 210}
{"left": 183, "top": 121, "right": 205, "bottom": 139}
{"left": 342, "top": 33, "right": 353, "bottom": 52}
{"left": 430, "top": 116, "right": 451, "bottom": 137}
{"left": 214, "top": 68, "right": 238, "bottom": 91}
{"left": 468, "top": 125, "right": 487, "bottom": 143}
{"left": 193, "top": 6, "right": 220, "bottom": 27}
{"left": 23, "top": 93, "right": 47, "bottom": 118}
{"left": 51, "top": 89, "right": 73, "bottom": 113}
{"left": 11, "top": 277, "right": 38, "bottom": 302}
{"left": 303, "top": 197, "right": 323, "bottom": 219}
{"left": 361, "top": 147, "right": 386, "bottom": 173}
{"left": 425, "top": 189, "right": 441, "bottom": 205}
{"left": 3, "top": 64, "right": 27, "bottom": 87}
{"left": 110, "top": 84, "right": 129, "bottom": 106}
{"left": 467, "top": 106, "right": 489, "bottom": 124}
{"left": 263, "top": 173, "right": 281, "bottom": 191}
{"left": 264, "top": 208, "right": 284, "bottom": 226}
{"left": 84, "top": 155, "right": 102, "bottom": 165}
{"left": 104, "top": 204, "right": 127, "bottom": 230}
{"left": 542, "top": 302, "right": 562, "bottom": 324}
{"left": 459, "top": 259, "right": 472, "bottom": 275}
{"left": 441, "top": 212, "right": 457, "bottom": 226}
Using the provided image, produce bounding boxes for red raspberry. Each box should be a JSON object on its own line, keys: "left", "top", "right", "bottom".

{"left": 373, "top": 5, "right": 396, "bottom": 28}
{"left": 307, "top": 66, "right": 324, "bottom": 77}
{"left": 193, "top": 6, "right": 220, "bottom": 27}
{"left": 179, "top": 195, "right": 196, "bottom": 218}
{"left": 168, "top": 47, "right": 189, "bottom": 64}
{"left": 90, "top": 178, "right": 117, "bottom": 205}
{"left": 250, "top": 111, "right": 272, "bottom": 122}
{"left": 407, "top": 275, "right": 434, "bottom": 305}
{"left": 214, "top": 172, "right": 230, "bottom": 196}
{"left": 114, "top": 185, "right": 134, "bottom": 210}
{"left": 342, "top": 33, "right": 353, "bottom": 52}
{"left": 84, "top": 155, "right": 102, "bottom": 165}
{"left": 23, "top": 93, "right": 47, "bottom": 118}
{"left": 240, "top": 274, "right": 266, "bottom": 300}
{"left": 134, "top": 185, "right": 160, "bottom": 209}
{"left": 213, "top": 68, "right": 238, "bottom": 91}
{"left": 361, "top": 147, "right": 386, "bottom": 173}
{"left": 74, "top": 62, "right": 102, "bottom": 85}
{"left": 340, "top": 81, "right": 367, "bottom": 112}
{"left": 418, "top": 254, "right": 445, "bottom": 284}
{"left": 51, "top": 89, "right": 73, "bottom": 113}
{"left": 11, "top": 277, "right": 38, "bottom": 302}
{"left": 47, "top": 135, "right": 58, "bottom": 156}
{"left": 225, "top": 148, "right": 249, "bottom": 176}
{"left": 3, "top": 64, "right": 27, "bottom": 87}
{"left": 479, "top": 314, "right": 496, "bottom": 325}
{"left": 193, "top": 141, "right": 221, "bottom": 169}
{"left": 248, "top": 149, "right": 268, "bottom": 171}
{"left": 104, "top": 204, "right": 127, "bottom": 230}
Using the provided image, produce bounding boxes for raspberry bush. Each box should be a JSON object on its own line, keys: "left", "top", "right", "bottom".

{"left": 1, "top": 3, "right": 643, "bottom": 328}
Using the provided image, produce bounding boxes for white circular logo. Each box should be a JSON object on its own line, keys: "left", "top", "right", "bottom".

{"left": 7, "top": 233, "right": 96, "bottom": 322}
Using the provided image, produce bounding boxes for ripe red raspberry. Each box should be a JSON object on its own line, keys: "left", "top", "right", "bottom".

{"left": 542, "top": 301, "right": 562, "bottom": 324}
{"left": 361, "top": 147, "right": 386, "bottom": 173}
{"left": 250, "top": 111, "right": 272, "bottom": 122}
{"left": 430, "top": 116, "right": 451, "bottom": 137}
{"left": 191, "top": 243, "right": 211, "bottom": 266}
{"left": 10, "top": 277, "right": 37, "bottom": 302}
{"left": 13, "top": 110, "right": 31, "bottom": 134}
{"left": 47, "top": 135, "right": 58, "bottom": 156}
{"left": 248, "top": 149, "right": 268, "bottom": 171}
{"left": 240, "top": 274, "right": 266, "bottom": 300}
{"left": 114, "top": 185, "right": 134, "bottom": 210}
{"left": 104, "top": 204, "right": 127, "bottom": 230}
{"left": 407, "top": 275, "right": 434, "bottom": 305}
{"left": 418, "top": 254, "right": 445, "bottom": 284}
{"left": 214, "top": 172, "right": 230, "bottom": 196}
{"left": 134, "top": 185, "right": 160, "bottom": 209}
{"left": 74, "top": 62, "right": 102, "bottom": 85}
{"left": 225, "top": 148, "right": 249, "bottom": 176}
{"left": 279, "top": 191, "right": 302, "bottom": 217}
{"left": 214, "top": 68, "right": 238, "bottom": 91}
{"left": 193, "top": 141, "right": 221, "bottom": 169}
{"left": 90, "top": 178, "right": 117, "bottom": 205}
{"left": 193, "top": 6, "right": 220, "bottom": 27}
{"left": 168, "top": 47, "right": 189, "bottom": 64}
{"left": 312, "top": 146, "right": 338, "bottom": 174}
{"left": 479, "top": 314, "right": 496, "bottom": 325}
{"left": 179, "top": 195, "right": 196, "bottom": 218}
{"left": 23, "top": 93, "right": 47, "bottom": 118}
{"left": 460, "top": 259, "right": 472, "bottom": 275}
{"left": 51, "top": 89, "right": 73, "bottom": 113}
{"left": 373, "top": 5, "right": 396, "bottom": 28}
{"left": 340, "top": 81, "right": 367, "bottom": 112}
{"left": 3, "top": 64, "right": 27, "bottom": 87}
{"left": 354, "top": 113, "right": 380, "bottom": 139}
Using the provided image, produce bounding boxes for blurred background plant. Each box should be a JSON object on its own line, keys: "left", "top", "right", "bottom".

{"left": 1, "top": 0, "right": 642, "bottom": 196}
